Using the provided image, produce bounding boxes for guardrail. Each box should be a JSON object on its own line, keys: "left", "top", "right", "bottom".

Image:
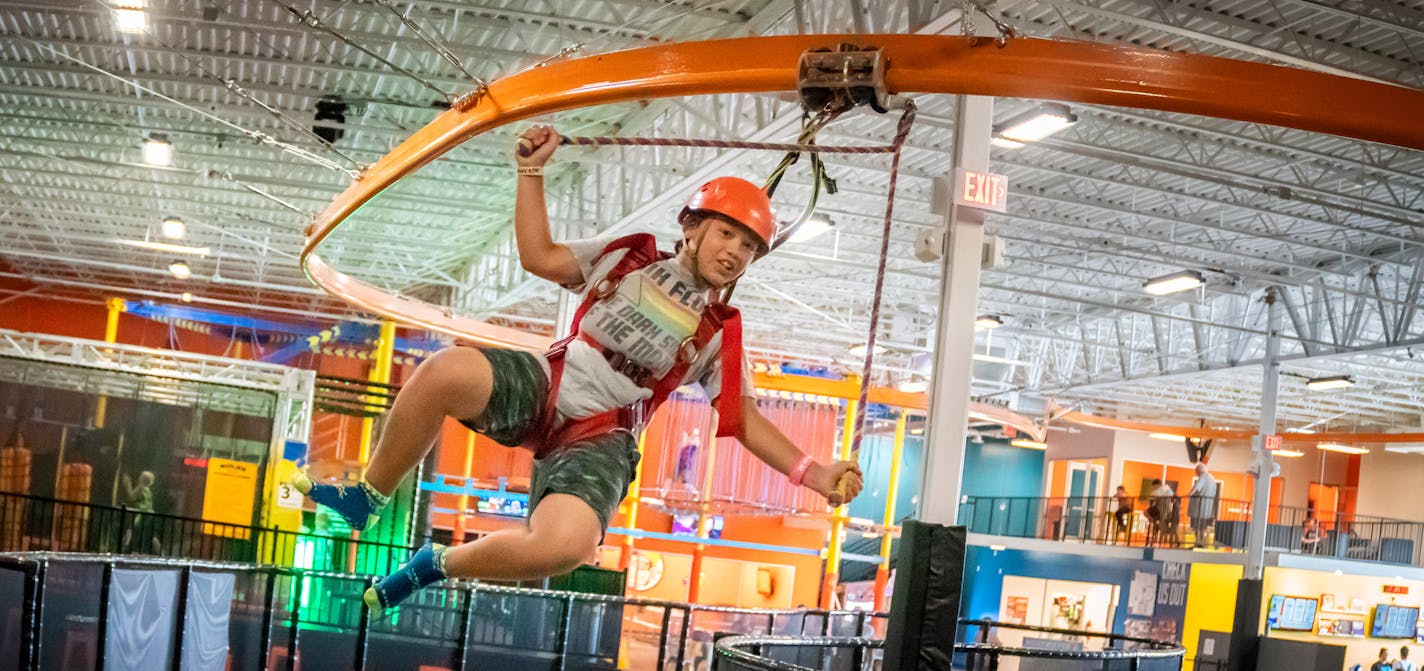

{"left": 959, "top": 495, "right": 1424, "bottom": 566}
{"left": 711, "top": 619, "right": 1186, "bottom": 671}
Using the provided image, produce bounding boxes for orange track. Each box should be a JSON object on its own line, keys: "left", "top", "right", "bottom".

{"left": 302, "top": 34, "right": 1424, "bottom": 424}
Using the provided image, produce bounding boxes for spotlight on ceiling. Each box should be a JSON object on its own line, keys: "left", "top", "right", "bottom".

{"left": 975, "top": 315, "right": 1004, "bottom": 330}
{"left": 848, "top": 343, "right": 887, "bottom": 358}
{"left": 115, "top": 3, "right": 147, "bottom": 34}
{"left": 1306, "top": 374, "right": 1355, "bottom": 391}
{"left": 1143, "top": 269, "right": 1204, "bottom": 296}
{"left": 1150, "top": 433, "right": 1187, "bottom": 443}
{"left": 168, "top": 260, "right": 191, "bottom": 279}
{"left": 180, "top": 292, "right": 194, "bottom": 303}
{"left": 789, "top": 213, "right": 834, "bottom": 244}
{"left": 143, "top": 132, "right": 172, "bottom": 167}
{"left": 161, "top": 217, "right": 185, "bottom": 240}
{"left": 1318, "top": 442, "right": 1369, "bottom": 455}
{"left": 992, "top": 103, "right": 1078, "bottom": 147}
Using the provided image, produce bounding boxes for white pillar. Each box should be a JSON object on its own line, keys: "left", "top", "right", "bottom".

{"left": 1245, "top": 288, "right": 1281, "bottom": 579}
{"left": 916, "top": 94, "right": 993, "bottom": 525}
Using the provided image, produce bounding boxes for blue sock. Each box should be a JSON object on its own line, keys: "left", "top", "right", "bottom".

{"left": 365, "top": 542, "right": 448, "bottom": 610}
{"left": 291, "top": 473, "right": 387, "bottom": 531}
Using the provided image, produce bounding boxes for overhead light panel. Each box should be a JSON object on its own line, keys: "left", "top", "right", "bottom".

{"left": 898, "top": 379, "right": 928, "bottom": 393}
{"left": 115, "top": 3, "right": 146, "bottom": 34}
{"left": 143, "top": 132, "right": 172, "bottom": 167}
{"left": 848, "top": 343, "right": 887, "bottom": 358}
{"left": 117, "top": 240, "right": 209, "bottom": 255}
{"left": 1274, "top": 449, "right": 1305, "bottom": 458}
{"left": 1306, "top": 374, "right": 1355, "bottom": 391}
{"left": 1143, "top": 270, "right": 1204, "bottom": 296}
{"left": 1150, "top": 433, "right": 1187, "bottom": 443}
{"left": 168, "top": 260, "right": 191, "bottom": 279}
{"left": 160, "top": 217, "right": 185, "bottom": 240}
{"left": 1318, "top": 442, "right": 1369, "bottom": 455}
{"left": 789, "top": 213, "right": 834, "bottom": 243}
{"left": 994, "top": 103, "right": 1078, "bottom": 145}
{"left": 975, "top": 315, "right": 1004, "bottom": 330}
{"left": 180, "top": 292, "right": 194, "bottom": 303}
{"left": 1010, "top": 438, "right": 1048, "bottom": 450}
{"left": 990, "top": 136, "right": 1026, "bottom": 150}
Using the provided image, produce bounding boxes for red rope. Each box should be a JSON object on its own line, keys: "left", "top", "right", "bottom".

{"left": 552, "top": 135, "right": 900, "bottom": 155}
{"left": 850, "top": 102, "right": 918, "bottom": 462}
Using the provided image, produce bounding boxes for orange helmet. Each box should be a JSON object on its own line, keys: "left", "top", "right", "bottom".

{"left": 679, "top": 177, "right": 776, "bottom": 256}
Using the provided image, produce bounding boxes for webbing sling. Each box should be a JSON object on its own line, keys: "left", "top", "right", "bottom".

{"left": 522, "top": 234, "right": 745, "bottom": 458}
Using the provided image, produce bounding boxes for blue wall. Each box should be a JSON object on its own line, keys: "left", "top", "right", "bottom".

{"left": 961, "top": 546, "right": 1188, "bottom": 639}
{"left": 847, "top": 434, "right": 924, "bottom": 524}
{"left": 962, "top": 439, "right": 1046, "bottom": 499}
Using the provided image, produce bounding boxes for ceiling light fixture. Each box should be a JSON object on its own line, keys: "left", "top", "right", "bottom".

{"left": 1273, "top": 449, "right": 1305, "bottom": 458}
{"left": 1318, "top": 442, "right": 1369, "bottom": 455}
{"left": 847, "top": 343, "right": 887, "bottom": 358}
{"left": 1010, "top": 438, "right": 1048, "bottom": 450}
{"left": 160, "top": 217, "right": 185, "bottom": 240}
{"left": 117, "top": 240, "right": 210, "bottom": 255}
{"left": 1149, "top": 433, "right": 1187, "bottom": 443}
{"left": 898, "top": 379, "right": 928, "bottom": 393}
{"left": 168, "top": 260, "right": 191, "bottom": 279}
{"left": 115, "top": 3, "right": 147, "bottom": 34}
{"left": 1306, "top": 374, "right": 1355, "bottom": 391}
{"left": 994, "top": 103, "right": 1078, "bottom": 145}
{"left": 143, "top": 132, "right": 172, "bottom": 167}
{"left": 789, "top": 213, "right": 834, "bottom": 244}
{"left": 975, "top": 315, "right": 1004, "bottom": 330}
{"left": 1143, "top": 270, "right": 1204, "bottom": 296}
{"left": 180, "top": 292, "right": 194, "bottom": 303}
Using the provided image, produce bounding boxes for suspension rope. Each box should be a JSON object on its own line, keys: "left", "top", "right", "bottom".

{"left": 844, "top": 100, "right": 918, "bottom": 498}
{"left": 268, "top": 0, "right": 458, "bottom": 104}
{"left": 146, "top": 34, "right": 365, "bottom": 170}
{"left": 523, "top": 132, "right": 903, "bottom": 156}
{"left": 27, "top": 40, "right": 358, "bottom": 177}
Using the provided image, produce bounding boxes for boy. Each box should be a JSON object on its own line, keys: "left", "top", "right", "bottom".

{"left": 297, "top": 124, "right": 865, "bottom": 609}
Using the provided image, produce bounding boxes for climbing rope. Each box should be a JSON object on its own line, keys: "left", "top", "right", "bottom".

{"left": 844, "top": 100, "right": 918, "bottom": 501}
{"left": 515, "top": 100, "right": 920, "bottom": 504}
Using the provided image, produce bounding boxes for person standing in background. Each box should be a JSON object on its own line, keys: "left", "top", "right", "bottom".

{"left": 1186, "top": 463, "right": 1218, "bottom": 549}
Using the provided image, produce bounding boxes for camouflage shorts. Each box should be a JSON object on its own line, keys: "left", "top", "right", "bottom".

{"left": 459, "top": 347, "right": 640, "bottom": 532}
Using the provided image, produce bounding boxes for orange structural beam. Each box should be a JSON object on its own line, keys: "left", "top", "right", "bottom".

{"left": 1060, "top": 410, "right": 1424, "bottom": 444}
{"left": 752, "top": 370, "right": 1043, "bottom": 440}
{"left": 302, "top": 34, "right": 1424, "bottom": 352}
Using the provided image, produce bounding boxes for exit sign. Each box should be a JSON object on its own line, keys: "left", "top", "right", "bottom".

{"left": 1264, "top": 434, "right": 1283, "bottom": 451}
{"left": 954, "top": 168, "right": 1009, "bottom": 213}
{"left": 1384, "top": 585, "right": 1409, "bottom": 595}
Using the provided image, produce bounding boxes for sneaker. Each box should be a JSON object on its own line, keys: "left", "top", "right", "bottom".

{"left": 365, "top": 542, "right": 448, "bottom": 610}
{"left": 290, "top": 472, "right": 384, "bottom": 531}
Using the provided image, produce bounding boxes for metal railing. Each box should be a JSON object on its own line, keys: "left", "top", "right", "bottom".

{"left": 0, "top": 490, "right": 413, "bottom": 576}
{"left": 959, "top": 495, "right": 1424, "bottom": 566}
{"left": 0, "top": 551, "right": 885, "bottom": 671}
{"left": 710, "top": 619, "right": 1185, "bottom": 671}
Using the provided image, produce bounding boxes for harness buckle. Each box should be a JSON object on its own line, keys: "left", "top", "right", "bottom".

{"left": 592, "top": 277, "right": 620, "bottom": 300}
{"left": 677, "top": 335, "right": 698, "bottom": 365}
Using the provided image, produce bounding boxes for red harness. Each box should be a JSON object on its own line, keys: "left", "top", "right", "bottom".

{"left": 522, "top": 234, "right": 745, "bottom": 458}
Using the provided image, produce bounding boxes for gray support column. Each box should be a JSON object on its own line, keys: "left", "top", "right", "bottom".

{"left": 1246, "top": 287, "right": 1281, "bottom": 578}
{"left": 1230, "top": 287, "right": 1281, "bottom": 671}
{"left": 916, "top": 94, "right": 993, "bottom": 525}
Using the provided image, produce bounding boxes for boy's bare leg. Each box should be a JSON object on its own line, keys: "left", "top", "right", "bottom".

{"left": 443, "top": 493, "right": 602, "bottom": 581}
{"left": 363, "top": 347, "right": 496, "bottom": 495}
{"left": 294, "top": 347, "right": 496, "bottom": 528}
{"left": 364, "top": 494, "right": 602, "bottom": 608}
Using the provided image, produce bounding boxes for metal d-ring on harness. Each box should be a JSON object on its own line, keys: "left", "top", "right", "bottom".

{"left": 523, "top": 46, "right": 917, "bottom": 478}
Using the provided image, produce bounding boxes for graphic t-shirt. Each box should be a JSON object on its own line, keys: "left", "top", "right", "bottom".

{"left": 546, "top": 236, "right": 754, "bottom": 423}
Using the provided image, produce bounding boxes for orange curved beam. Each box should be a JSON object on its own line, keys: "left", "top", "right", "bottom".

{"left": 303, "top": 34, "right": 1424, "bottom": 349}
{"left": 1059, "top": 410, "right": 1424, "bottom": 445}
